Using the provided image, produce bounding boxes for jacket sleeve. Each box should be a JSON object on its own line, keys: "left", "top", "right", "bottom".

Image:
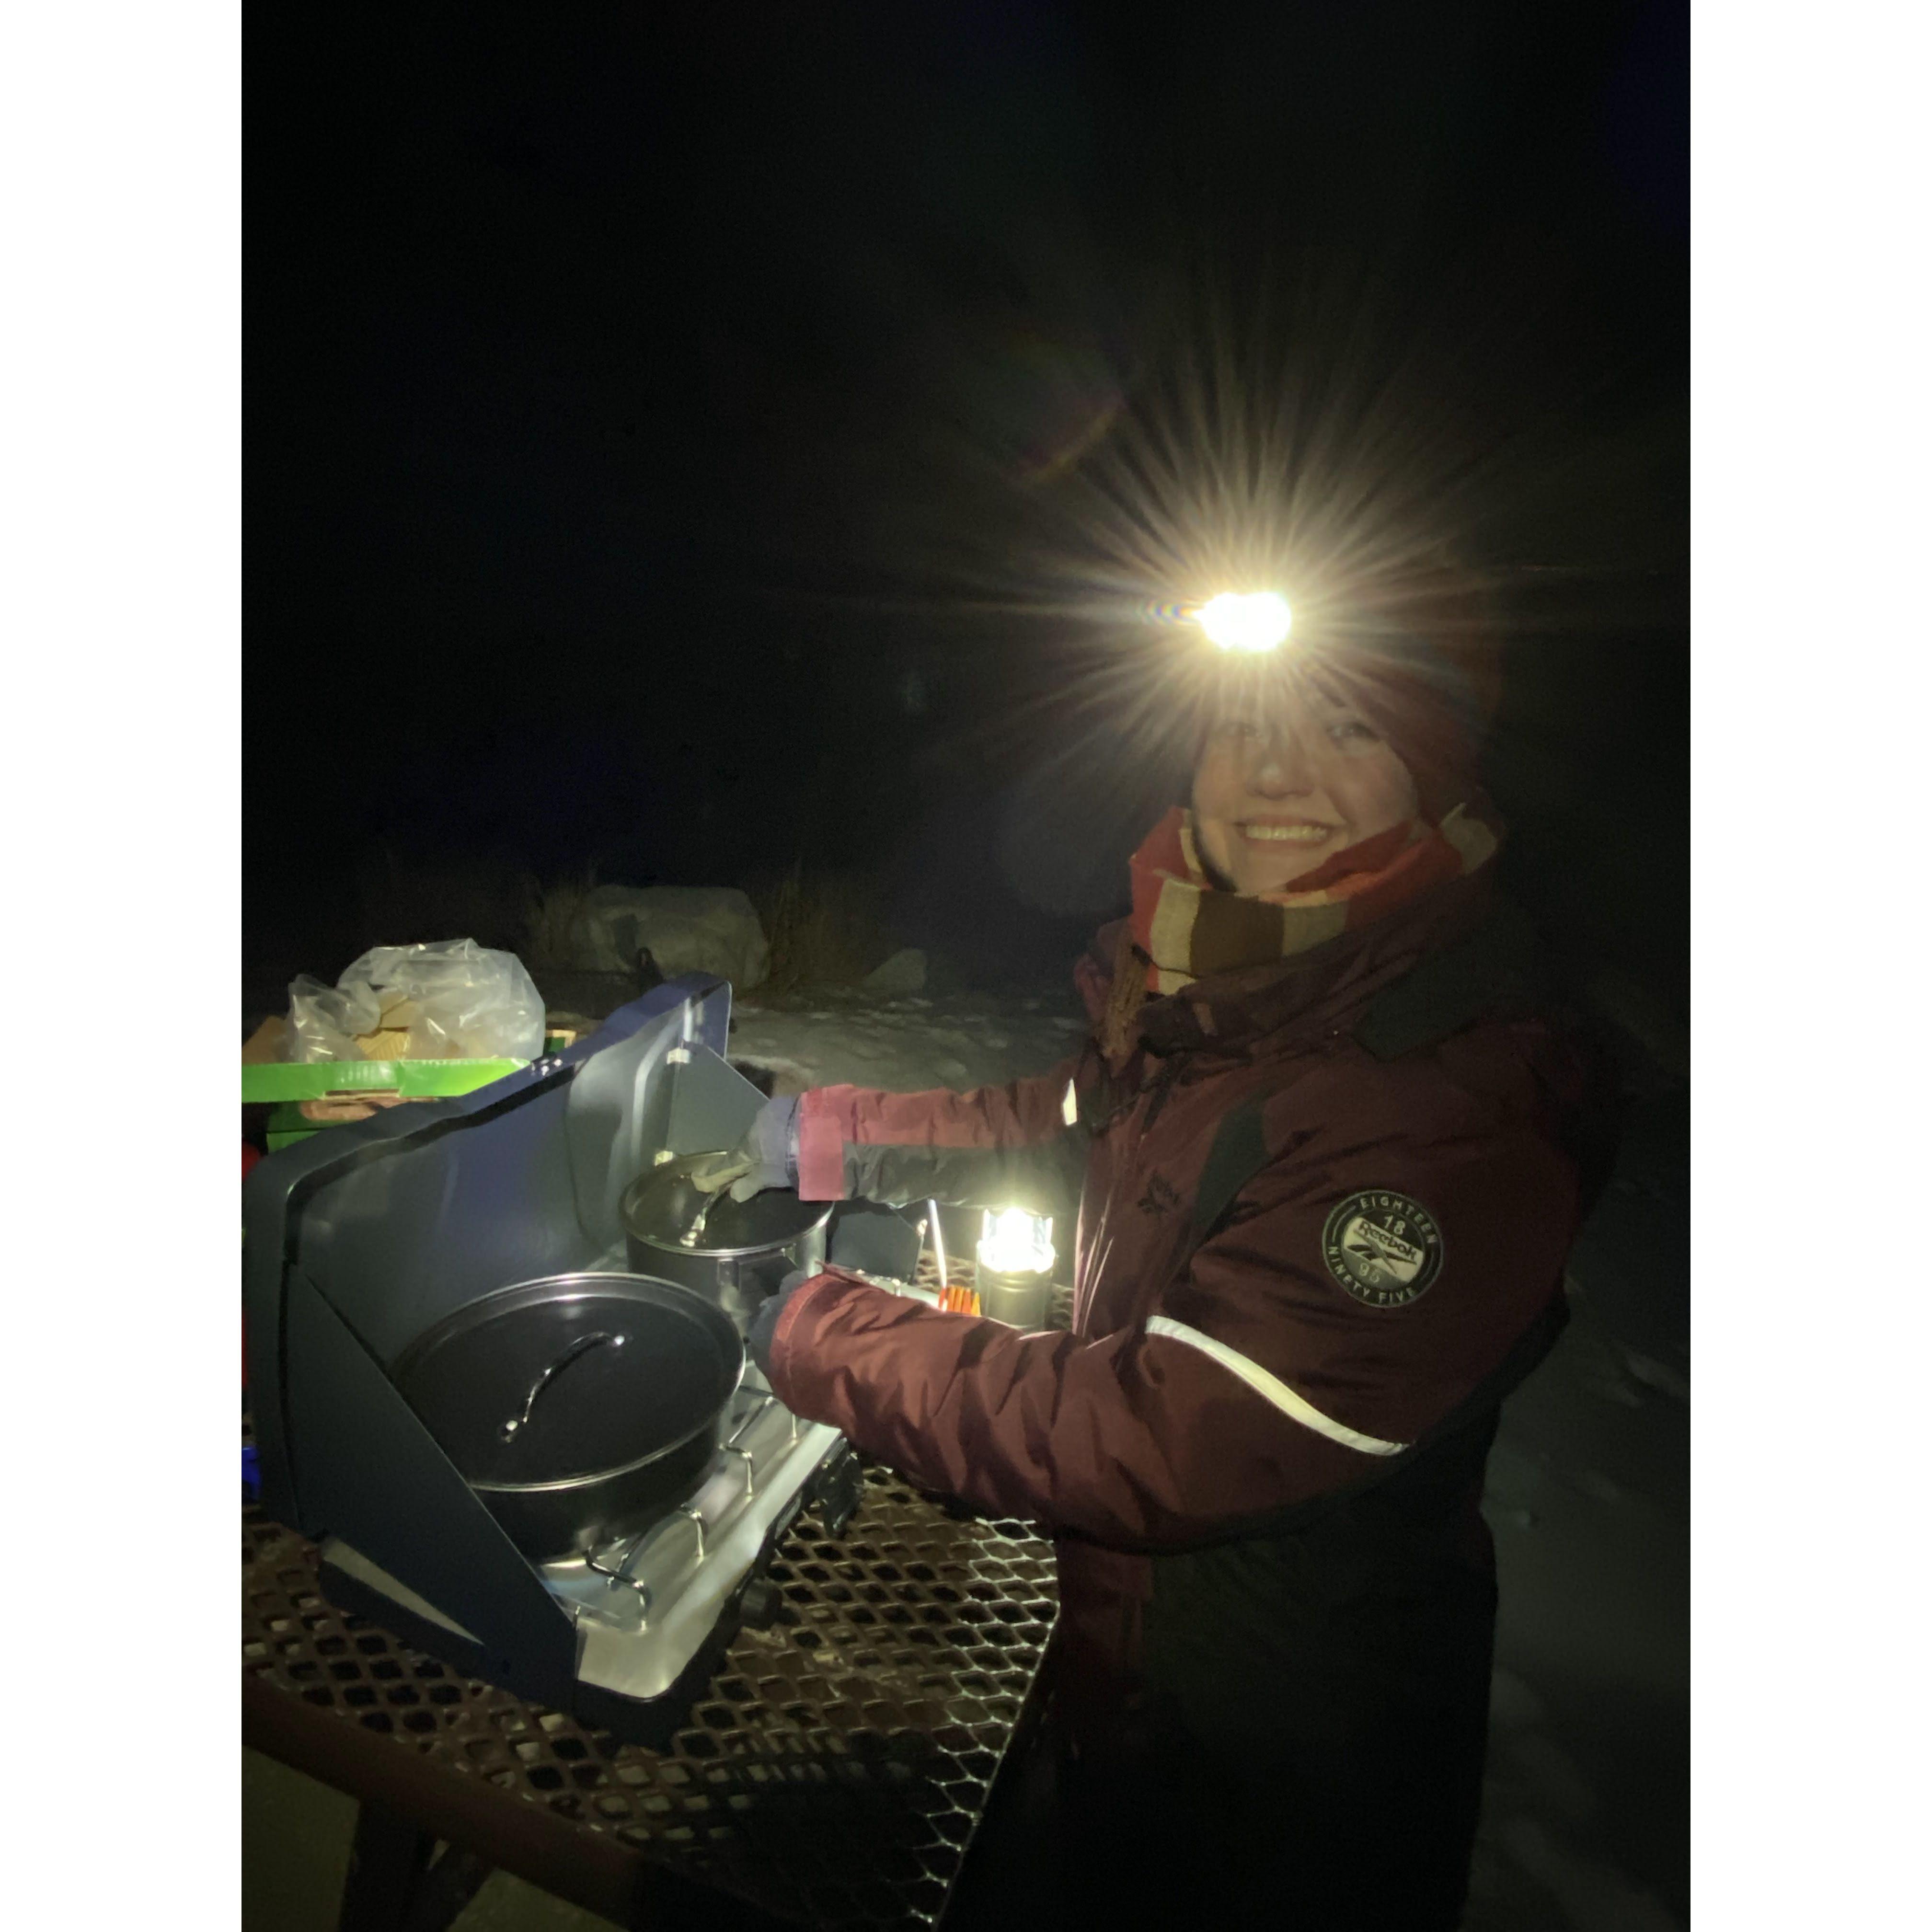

{"left": 768, "top": 1069, "right": 1580, "bottom": 1551}
{"left": 796, "top": 1054, "right": 1089, "bottom": 1209}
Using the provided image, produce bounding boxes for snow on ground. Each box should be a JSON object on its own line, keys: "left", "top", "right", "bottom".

{"left": 725, "top": 987, "right": 1091, "bottom": 1095}
{"left": 729, "top": 984, "right": 1690, "bottom": 1930}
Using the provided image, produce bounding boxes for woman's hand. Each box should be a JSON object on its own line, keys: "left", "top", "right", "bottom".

{"left": 748, "top": 1268, "right": 813, "bottom": 1377}
{"left": 689, "top": 1093, "right": 802, "bottom": 1202}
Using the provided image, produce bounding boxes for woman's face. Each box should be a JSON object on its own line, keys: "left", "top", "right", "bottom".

{"left": 1190, "top": 684, "right": 1422, "bottom": 895}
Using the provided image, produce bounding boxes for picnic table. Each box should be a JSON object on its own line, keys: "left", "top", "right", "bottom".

{"left": 244, "top": 1454, "right": 1059, "bottom": 1931}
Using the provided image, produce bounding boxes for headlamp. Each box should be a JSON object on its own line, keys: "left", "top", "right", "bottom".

{"left": 1198, "top": 591, "right": 1291, "bottom": 654}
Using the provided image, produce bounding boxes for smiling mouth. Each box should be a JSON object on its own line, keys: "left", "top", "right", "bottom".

{"left": 1238, "top": 821, "right": 1336, "bottom": 844}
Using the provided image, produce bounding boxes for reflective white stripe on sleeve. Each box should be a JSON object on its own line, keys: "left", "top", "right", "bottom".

{"left": 1143, "top": 1316, "right": 1410, "bottom": 1457}
{"left": 1062, "top": 1079, "right": 1080, "bottom": 1127}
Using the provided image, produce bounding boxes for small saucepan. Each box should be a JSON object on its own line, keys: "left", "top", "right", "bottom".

{"left": 392, "top": 1272, "right": 744, "bottom": 1563}
{"left": 621, "top": 1154, "right": 832, "bottom": 1334}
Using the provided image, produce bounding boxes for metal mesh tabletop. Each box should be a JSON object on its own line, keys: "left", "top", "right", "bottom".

{"left": 244, "top": 1396, "right": 1059, "bottom": 1928}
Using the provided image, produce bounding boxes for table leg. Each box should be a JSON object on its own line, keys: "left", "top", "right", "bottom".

{"left": 400, "top": 1843, "right": 493, "bottom": 1932}
{"left": 338, "top": 1802, "right": 494, "bottom": 1932}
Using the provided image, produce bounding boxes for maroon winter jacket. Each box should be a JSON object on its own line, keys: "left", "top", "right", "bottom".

{"left": 764, "top": 873, "right": 1596, "bottom": 1762}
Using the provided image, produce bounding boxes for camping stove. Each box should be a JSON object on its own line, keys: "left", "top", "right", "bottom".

{"left": 314, "top": 1366, "right": 866, "bottom": 1746}
{"left": 243, "top": 975, "right": 922, "bottom": 1748}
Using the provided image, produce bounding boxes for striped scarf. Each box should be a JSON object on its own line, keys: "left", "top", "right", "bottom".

{"left": 1099, "top": 804, "right": 1501, "bottom": 1062}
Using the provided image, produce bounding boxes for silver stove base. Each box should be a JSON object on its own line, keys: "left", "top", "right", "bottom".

{"left": 319, "top": 1375, "right": 848, "bottom": 1726}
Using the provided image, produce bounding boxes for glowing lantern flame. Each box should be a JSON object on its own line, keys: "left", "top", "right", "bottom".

{"left": 978, "top": 1208, "right": 1055, "bottom": 1278}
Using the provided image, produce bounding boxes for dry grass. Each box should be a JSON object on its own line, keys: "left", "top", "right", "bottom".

{"left": 753, "top": 864, "right": 895, "bottom": 997}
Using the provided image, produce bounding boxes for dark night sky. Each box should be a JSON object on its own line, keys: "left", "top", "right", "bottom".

{"left": 247, "top": 0, "right": 1687, "bottom": 1003}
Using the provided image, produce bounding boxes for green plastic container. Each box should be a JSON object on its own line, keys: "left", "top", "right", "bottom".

{"left": 242, "top": 1033, "right": 583, "bottom": 1149}
{"left": 241, "top": 1058, "right": 528, "bottom": 1105}
{"left": 244, "top": 1057, "right": 531, "bottom": 1149}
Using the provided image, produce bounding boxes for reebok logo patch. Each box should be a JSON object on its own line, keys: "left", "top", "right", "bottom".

{"left": 1321, "top": 1190, "right": 1445, "bottom": 1308}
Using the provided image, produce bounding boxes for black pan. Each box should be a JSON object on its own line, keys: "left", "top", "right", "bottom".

{"left": 392, "top": 1273, "right": 744, "bottom": 1563}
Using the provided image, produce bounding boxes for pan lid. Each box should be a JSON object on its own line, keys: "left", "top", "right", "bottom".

{"left": 622, "top": 1154, "right": 832, "bottom": 1259}
{"left": 393, "top": 1274, "right": 743, "bottom": 1490}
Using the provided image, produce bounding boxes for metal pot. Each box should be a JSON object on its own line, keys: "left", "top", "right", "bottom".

{"left": 392, "top": 1273, "right": 744, "bottom": 1563}
{"left": 621, "top": 1154, "right": 832, "bottom": 1333}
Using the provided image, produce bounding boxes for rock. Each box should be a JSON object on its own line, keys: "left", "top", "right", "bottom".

{"left": 860, "top": 947, "right": 927, "bottom": 995}
{"left": 563, "top": 886, "right": 770, "bottom": 989}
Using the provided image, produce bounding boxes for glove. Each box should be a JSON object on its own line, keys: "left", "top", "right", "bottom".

{"left": 747, "top": 1267, "right": 814, "bottom": 1379}
{"left": 689, "top": 1093, "right": 802, "bottom": 1203}
{"left": 686, "top": 1150, "right": 755, "bottom": 1196}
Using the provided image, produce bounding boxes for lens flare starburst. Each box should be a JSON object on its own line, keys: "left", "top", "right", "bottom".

{"left": 1198, "top": 590, "right": 1292, "bottom": 653}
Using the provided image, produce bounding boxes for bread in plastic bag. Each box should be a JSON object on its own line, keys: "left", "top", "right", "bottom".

{"left": 286, "top": 938, "right": 546, "bottom": 1064}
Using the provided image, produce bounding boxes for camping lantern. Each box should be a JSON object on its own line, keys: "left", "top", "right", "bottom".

{"left": 975, "top": 1208, "right": 1055, "bottom": 1331}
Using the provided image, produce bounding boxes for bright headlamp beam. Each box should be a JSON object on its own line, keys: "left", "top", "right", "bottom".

{"left": 1199, "top": 591, "right": 1292, "bottom": 653}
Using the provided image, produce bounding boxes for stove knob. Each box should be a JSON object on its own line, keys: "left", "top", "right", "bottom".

{"left": 737, "top": 1577, "right": 783, "bottom": 1630}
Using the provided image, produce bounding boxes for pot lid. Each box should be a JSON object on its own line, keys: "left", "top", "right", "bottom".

{"left": 393, "top": 1274, "right": 742, "bottom": 1490}
{"left": 622, "top": 1154, "right": 831, "bottom": 1258}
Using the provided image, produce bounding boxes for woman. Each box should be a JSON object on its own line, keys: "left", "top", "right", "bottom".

{"left": 705, "top": 621, "right": 1609, "bottom": 1928}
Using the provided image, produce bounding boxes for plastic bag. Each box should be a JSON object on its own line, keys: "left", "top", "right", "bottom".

{"left": 286, "top": 938, "right": 547, "bottom": 1064}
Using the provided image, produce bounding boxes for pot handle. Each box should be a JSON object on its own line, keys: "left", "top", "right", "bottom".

{"left": 500, "top": 1331, "right": 625, "bottom": 1442}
